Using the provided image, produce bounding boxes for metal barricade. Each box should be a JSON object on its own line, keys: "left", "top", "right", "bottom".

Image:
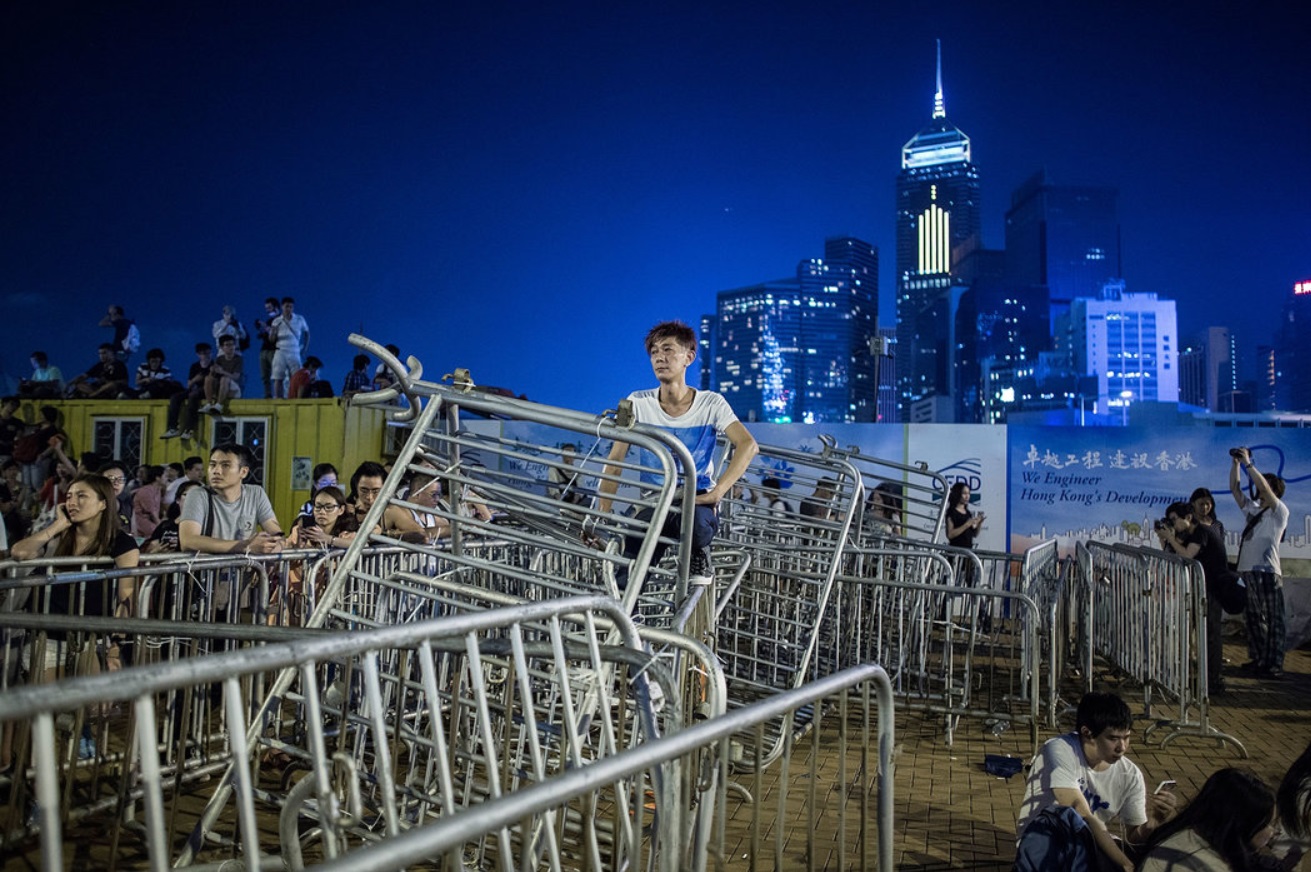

{"left": 308, "top": 663, "right": 895, "bottom": 872}
{"left": 710, "top": 442, "right": 862, "bottom": 768}
{"left": 807, "top": 436, "right": 949, "bottom": 545}
{"left": 827, "top": 546, "right": 1043, "bottom": 756}
{"left": 1083, "top": 541, "right": 1245, "bottom": 756}
{"left": 0, "top": 596, "right": 677, "bottom": 870}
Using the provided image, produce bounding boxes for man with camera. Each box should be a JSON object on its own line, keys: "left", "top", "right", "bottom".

{"left": 1155, "top": 501, "right": 1230, "bottom": 694}
{"left": 1229, "top": 447, "right": 1289, "bottom": 678}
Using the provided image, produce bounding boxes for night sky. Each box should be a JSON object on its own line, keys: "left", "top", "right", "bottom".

{"left": 4, "top": 2, "right": 1307, "bottom": 413}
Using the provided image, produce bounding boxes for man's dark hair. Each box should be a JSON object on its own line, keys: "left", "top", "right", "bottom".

{"left": 167, "top": 461, "right": 185, "bottom": 475}
{"left": 383, "top": 343, "right": 400, "bottom": 356}
{"left": 350, "top": 461, "right": 388, "bottom": 498}
{"left": 183, "top": 455, "right": 205, "bottom": 471}
{"left": 146, "top": 348, "right": 165, "bottom": 361}
{"left": 218, "top": 334, "right": 236, "bottom": 346}
{"left": 39, "top": 406, "right": 59, "bottom": 424}
{"left": 1265, "top": 474, "right": 1286, "bottom": 500}
{"left": 98, "top": 342, "right": 115, "bottom": 353}
{"left": 353, "top": 354, "right": 369, "bottom": 370}
{"left": 31, "top": 351, "right": 48, "bottom": 365}
{"left": 100, "top": 459, "right": 128, "bottom": 477}
{"left": 1, "top": 459, "right": 19, "bottom": 473}
{"left": 1075, "top": 692, "right": 1132, "bottom": 738}
{"left": 305, "top": 356, "right": 323, "bottom": 369}
{"left": 211, "top": 442, "right": 254, "bottom": 471}
{"left": 643, "top": 320, "right": 696, "bottom": 353}
{"left": 195, "top": 342, "right": 213, "bottom": 353}
{"left": 1165, "top": 501, "right": 1193, "bottom": 522}
{"left": 108, "top": 304, "right": 123, "bottom": 316}
{"left": 264, "top": 296, "right": 279, "bottom": 308}
{"left": 281, "top": 296, "right": 295, "bottom": 305}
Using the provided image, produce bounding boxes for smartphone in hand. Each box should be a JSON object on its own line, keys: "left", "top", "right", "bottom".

{"left": 1154, "top": 779, "right": 1176, "bottom": 794}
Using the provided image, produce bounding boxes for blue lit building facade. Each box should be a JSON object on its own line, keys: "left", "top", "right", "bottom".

{"left": 705, "top": 236, "right": 879, "bottom": 424}
{"left": 894, "top": 45, "right": 981, "bottom": 419}
{"left": 1274, "top": 279, "right": 1311, "bottom": 412}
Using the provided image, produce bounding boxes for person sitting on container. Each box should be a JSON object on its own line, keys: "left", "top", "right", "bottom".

{"left": 1015, "top": 692, "right": 1176, "bottom": 872}
{"left": 65, "top": 343, "right": 130, "bottom": 399}
{"left": 289, "top": 356, "right": 333, "bottom": 398}
{"left": 10, "top": 472, "right": 139, "bottom": 680}
{"left": 1137, "top": 768, "right": 1281, "bottom": 871}
{"left": 133, "top": 348, "right": 183, "bottom": 399}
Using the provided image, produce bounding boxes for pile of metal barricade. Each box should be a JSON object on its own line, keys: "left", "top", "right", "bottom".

{"left": 0, "top": 335, "right": 1241, "bottom": 870}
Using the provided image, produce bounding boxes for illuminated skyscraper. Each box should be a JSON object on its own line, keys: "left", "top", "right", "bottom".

{"left": 895, "top": 41, "right": 981, "bottom": 418}
{"left": 1066, "top": 282, "right": 1179, "bottom": 422}
{"left": 706, "top": 236, "right": 879, "bottom": 423}
{"left": 1274, "top": 279, "right": 1311, "bottom": 411}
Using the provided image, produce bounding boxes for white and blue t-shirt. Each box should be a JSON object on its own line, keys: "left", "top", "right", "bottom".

{"left": 628, "top": 389, "right": 738, "bottom": 491}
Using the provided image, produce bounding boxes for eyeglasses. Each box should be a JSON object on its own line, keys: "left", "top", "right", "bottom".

{"left": 312, "top": 503, "right": 342, "bottom": 512}
{"left": 105, "top": 475, "right": 126, "bottom": 485}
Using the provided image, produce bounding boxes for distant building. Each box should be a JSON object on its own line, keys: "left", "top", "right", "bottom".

{"left": 705, "top": 236, "right": 879, "bottom": 424}
{"left": 1005, "top": 169, "right": 1121, "bottom": 332}
{"left": 1064, "top": 282, "right": 1179, "bottom": 423}
{"left": 1178, "top": 327, "right": 1233, "bottom": 412}
{"left": 1274, "top": 279, "right": 1311, "bottom": 412}
{"left": 895, "top": 41, "right": 980, "bottom": 419}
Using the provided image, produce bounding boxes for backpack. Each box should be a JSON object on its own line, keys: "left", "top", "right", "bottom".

{"left": 123, "top": 322, "right": 141, "bottom": 354}
{"left": 237, "top": 322, "right": 251, "bottom": 351}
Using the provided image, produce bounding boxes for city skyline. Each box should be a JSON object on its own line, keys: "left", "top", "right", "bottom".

{"left": 3, "top": 3, "right": 1307, "bottom": 414}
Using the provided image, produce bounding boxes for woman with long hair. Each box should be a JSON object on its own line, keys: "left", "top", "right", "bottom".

{"left": 10, "top": 472, "right": 139, "bottom": 679}
{"left": 945, "top": 481, "right": 984, "bottom": 549}
{"left": 272, "top": 485, "right": 358, "bottom": 625}
{"left": 1138, "top": 768, "right": 1280, "bottom": 871}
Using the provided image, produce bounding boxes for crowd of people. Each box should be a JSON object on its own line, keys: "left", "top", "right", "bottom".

{"left": 13, "top": 301, "right": 403, "bottom": 413}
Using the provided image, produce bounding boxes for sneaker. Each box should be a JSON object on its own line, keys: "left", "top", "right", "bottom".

{"left": 207, "top": 404, "right": 224, "bottom": 416}
{"left": 689, "top": 548, "right": 714, "bottom": 585}
{"left": 160, "top": 428, "right": 181, "bottom": 439}
{"left": 78, "top": 735, "right": 96, "bottom": 760}
{"left": 180, "top": 430, "right": 194, "bottom": 441}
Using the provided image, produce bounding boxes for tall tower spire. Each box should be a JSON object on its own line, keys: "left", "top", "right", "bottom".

{"left": 933, "top": 39, "right": 945, "bottom": 119}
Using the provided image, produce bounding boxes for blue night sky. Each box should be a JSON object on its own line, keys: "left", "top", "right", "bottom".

{"left": 4, "top": 2, "right": 1308, "bottom": 412}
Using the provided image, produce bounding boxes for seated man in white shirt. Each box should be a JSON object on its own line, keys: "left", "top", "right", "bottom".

{"left": 1015, "top": 692, "right": 1176, "bottom": 871}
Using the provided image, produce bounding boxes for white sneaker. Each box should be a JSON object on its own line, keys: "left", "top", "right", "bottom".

{"left": 180, "top": 430, "right": 194, "bottom": 441}
{"left": 160, "top": 428, "right": 180, "bottom": 439}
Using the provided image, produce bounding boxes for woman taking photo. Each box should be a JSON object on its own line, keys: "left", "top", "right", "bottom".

{"left": 10, "top": 472, "right": 139, "bottom": 680}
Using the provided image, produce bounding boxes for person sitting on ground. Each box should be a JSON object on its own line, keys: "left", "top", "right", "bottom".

{"left": 341, "top": 354, "right": 371, "bottom": 399}
{"left": 1137, "top": 768, "right": 1281, "bottom": 872}
{"left": 133, "top": 348, "right": 183, "bottom": 399}
{"left": 178, "top": 443, "right": 283, "bottom": 555}
{"left": 289, "top": 356, "right": 333, "bottom": 398}
{"left": 349, "top": 461, "right": 427, "bottom": 543}
{"left": 1015, "top": 691, "right": 1175, "bottom": 872}
{"left": 66, "top": 343, "right": 130, "bottom": 398}
{"left": 132, "top": 465, "right": 166, "bottom": 538}
{"left": 19, "top": 351, "right": 64, "bottom": 399}
{"left": 201, "top": 334, "right": 243, "bottom": 414}
{"left": 161, "top": 343, "right": 213, "bottom": 440}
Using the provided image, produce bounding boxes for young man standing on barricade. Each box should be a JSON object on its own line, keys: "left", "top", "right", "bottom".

{"left": 597, "top": 320, "right": 757, "bottom": 585}
{"left": 1229, "top": 446, "right": 1289, "bottom": 679}
{"left": 1015, "top": 692, "right": 1175, "bottom": 872}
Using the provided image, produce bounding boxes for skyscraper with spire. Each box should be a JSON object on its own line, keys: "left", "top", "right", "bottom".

{"left": 895, "top": 41, "right": 980, "bottom": 419}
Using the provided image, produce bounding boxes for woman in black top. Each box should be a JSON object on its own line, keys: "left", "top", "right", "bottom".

{"left": 945, "top": 482, "right": 984, "bottom": 549}
{"left": 11, "top": 472, "right": 139, "bottom": 678}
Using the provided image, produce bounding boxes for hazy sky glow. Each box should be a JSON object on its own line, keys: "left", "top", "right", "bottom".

{"left": 4, "top": 2, "right": 1307, "bottom": 412}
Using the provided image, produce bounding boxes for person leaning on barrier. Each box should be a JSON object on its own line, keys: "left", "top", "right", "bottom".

{"left": 349, "top": 461, "right": 428, "bottom": 544}
{"left": 178, "top": 442, "right": 283, "bottom": 555}
{"left": 1015, "top": 692, "right": 1176, "bottom": 872}
{"left": 1228, "top": 447, "right": 1289, "bottom": 679}
{"left": 1156, "top": 500, "right": 1231, "bottom": 695}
